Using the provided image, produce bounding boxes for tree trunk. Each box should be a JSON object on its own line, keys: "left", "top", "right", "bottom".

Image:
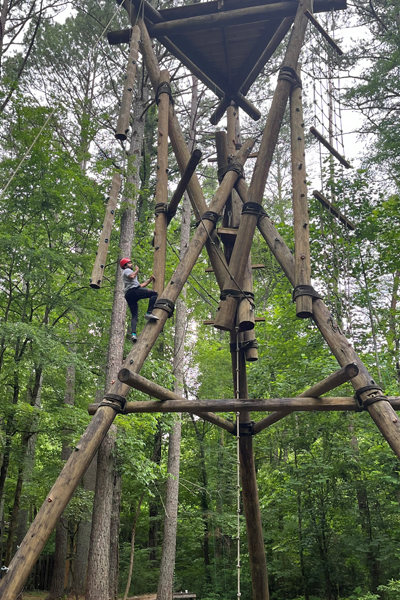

{"left": 123, "top": 492, "right": 145, "bottom": 600}
{"left": 149, "top": 421, "right": 162, "bottom": 563}
{"left": 109, "top": 473, "right": 122, "bottom": 600}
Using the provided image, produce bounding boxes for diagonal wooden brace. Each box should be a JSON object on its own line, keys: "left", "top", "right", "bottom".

{"left": 213, "top": 0, "right": 313, "bottom": 331}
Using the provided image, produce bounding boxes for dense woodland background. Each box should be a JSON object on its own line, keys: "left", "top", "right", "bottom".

{"left": 1, "top": 0, "right": 400, "bottom": 598}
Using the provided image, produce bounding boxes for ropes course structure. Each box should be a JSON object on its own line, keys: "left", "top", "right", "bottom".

{"left": 4, "top": 0, "right": 400, "bottom": 599}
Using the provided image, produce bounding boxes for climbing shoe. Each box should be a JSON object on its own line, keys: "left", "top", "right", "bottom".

{"left": 145, "top": 313, "right": 159, "bottom": 321}
{"left": 131, "top": 333, "right": 137, "bottom": 342}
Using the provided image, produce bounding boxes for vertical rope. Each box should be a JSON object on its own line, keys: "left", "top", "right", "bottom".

{"left": 235, "top": 327, "right": 241, "bottom": 599}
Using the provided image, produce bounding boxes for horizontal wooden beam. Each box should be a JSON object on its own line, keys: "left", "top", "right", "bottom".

{"left": 310, "top": 126, "right": 352, "bottom": 169}
{"left": 304, "top": 10, "right": 343, "bottom": 55}
{"left": 158, "top": 0, "right": 347, "bottom": 21}
{"left": 88, "top": 396, "right": 400, "bottom": 414}
{"left": 149, "top": 2, "right": 300, "bottom": 37}
{"left": 313, "top": 190, "right": 356, "bottom": 231}
{"left": 115, "top": 369, "right": 235, "bottom": 432}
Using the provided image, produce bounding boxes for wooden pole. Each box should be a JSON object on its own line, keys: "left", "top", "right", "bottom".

{"left": 230, "top": 328, "right": 270, "bottom": 600}
{"left": 214, "top": 0, "right": 313, "bottom": 331}
{"left": 90, "top": 173, "right": 121, "bottom": 289}
{"left": 136, "top": 14, "right": 228, "bottom": 290}
{"left": 253, "top": 363, "right": 359, "bottom": 432}
{"left": 87, "top": 396, "right": 400, "bottom": 414}
{"left": 153, "top": 70, "right": 170, "bottom": 295}
{"left": 167, "top": 149, "right": 202, "bottom": 224}
{"left": 148, "top": 1, "right": 306, "bottom": 37}
{"left": 290, "top": 69, "right": 312, "bottom": 318}
{"left": 0, "top": 405, "right": 118, "bottom": 600}
{"left": 242, "top": 328, "right": 258, "bottom": 362}
{"left": 115, "top": 25, "right": 140, "bottom": 141}
{"left": 116, "top": 369, "right": 235, "bottom": 432}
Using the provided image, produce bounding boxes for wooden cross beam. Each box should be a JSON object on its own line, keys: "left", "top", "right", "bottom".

{"left": 313, "top": 190, "right": 356, "bottom": 231}
{"left": 88, "top": 396, "right": 400, "bottom": 414}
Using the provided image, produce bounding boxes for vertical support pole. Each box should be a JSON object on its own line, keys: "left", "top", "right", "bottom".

{"left": 230, "top": 330, "right": 269, "bottom": 600}
{"left": 90, "top": 174, "right": 121, "bottom": 289}
{"left": 153, "top": 70, "right": 170, "bottom": 295}
{"left": 115, "top": 25, "right": 140, "bottom": 141}
{"left": 290, "top": 67, "right": 312, "bottom": 318}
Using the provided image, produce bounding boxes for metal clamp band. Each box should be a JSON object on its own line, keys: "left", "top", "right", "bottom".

{"left": 155, "top": 202, "right": 168, "bottom": 215}
{"left": 217, "top": 162, "right": 244, "bottom": 183}
{"left": 278, "top": 66, "right": 302, "bottom": 89}
{"left": 156, "top": 81, "right": 173, "bottom": 105}
{"left": 241, "top": 202, "right": 268, "bottom": 219}
{"left": 154, "top": 298, "right": 175, "bottom": 318}
{"left": 292, "top": 285, "right": 322, "bottom": 302}
{"left": 99, "top": 393, "right": 127, "bottom": 414}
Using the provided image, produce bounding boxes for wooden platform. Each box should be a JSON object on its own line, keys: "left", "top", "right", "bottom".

{"left": 128, "top": 0, "right": 346, "bottom": 121}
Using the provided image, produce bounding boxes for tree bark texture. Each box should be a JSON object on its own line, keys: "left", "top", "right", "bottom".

{"left": 86, "top": 425, "right": 117, "bottom": 600}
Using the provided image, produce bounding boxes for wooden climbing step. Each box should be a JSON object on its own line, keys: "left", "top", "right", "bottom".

{"left": 310, "top": 127, "right": 352, "bottom": 169}
{"left": 313, "top": 190, "right": 356, "bottom": 231}
{"left": 204, "top": 317, "right": 265, "bottom": 324}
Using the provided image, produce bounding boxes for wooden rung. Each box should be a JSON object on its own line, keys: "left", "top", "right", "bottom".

{"left": 310, "top": 127, "right": 352, "bottom": 169}
{"left": 203, "top": 318, "right": 265, "bottom": 325}
{"left": 205, "top": 263, "right": 265, "bottom": 272}
{"left": 313, "top": 190, "right": 356, "bottom": 231}
{"left": 305, "top": 10, "right": 344, "bottom": 55}
{"left": 216, "top": 227, "right": 239, "bottom": 244}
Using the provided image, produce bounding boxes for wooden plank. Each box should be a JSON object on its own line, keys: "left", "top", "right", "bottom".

{"left": 310, "top": 126, "right": 352, "bottom": 168}
{"left": 305, "top": 10, "right": 343, "bottom": 55}
{"left": 88, "top": 396, "right": 400, "bottom": 414}
{"left": 313, "top": 190, "right": 356, "bottom": 231}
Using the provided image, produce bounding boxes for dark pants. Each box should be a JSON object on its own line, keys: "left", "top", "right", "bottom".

{"left": 125, "top": 287, "right": 158, "bottom": 333}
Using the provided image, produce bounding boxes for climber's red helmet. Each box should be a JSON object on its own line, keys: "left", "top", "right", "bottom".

{"left": 120, "top": 258, "right": 132, "bottom": 269}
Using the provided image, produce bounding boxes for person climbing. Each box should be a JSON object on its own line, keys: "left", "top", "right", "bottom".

{"left": 120, "top": 258, "right": 159, "bottom": 342}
